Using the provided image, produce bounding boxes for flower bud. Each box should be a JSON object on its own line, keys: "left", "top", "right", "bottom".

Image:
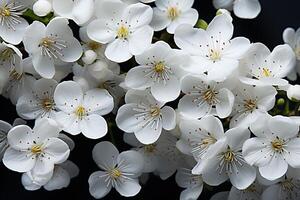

{"left": 82, "top": 50, "right": 97, "bottom": 65}
{"left": 287, "top": 85, "right": 300, "bottom": 101}
{"left": 33, "top": 0, "right": 52, "bottom": 17}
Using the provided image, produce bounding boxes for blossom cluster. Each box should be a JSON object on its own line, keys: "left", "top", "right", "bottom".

{"left": 1, "top": 0, "right": 300, "bottom": 199}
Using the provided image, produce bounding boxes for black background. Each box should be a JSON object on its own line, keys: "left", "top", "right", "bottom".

{"left": 1, "top": 0, "right": 300, "bottom": 200}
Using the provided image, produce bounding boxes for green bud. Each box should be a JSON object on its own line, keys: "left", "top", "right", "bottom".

{"left": 196, "top": 19, "right": 208, "bottom": 30}
{"left": 277, "top": 98, "right": 285, "bottom": 106}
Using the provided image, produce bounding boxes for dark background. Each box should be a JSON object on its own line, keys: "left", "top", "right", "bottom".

{"left": 1, "top": 0, "right": 300, "bottom": 199}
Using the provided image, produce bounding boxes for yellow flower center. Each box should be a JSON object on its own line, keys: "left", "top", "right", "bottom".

{"left": 202, "top": 89, "right": 217, "bottom": 105}
{"left": 154, "top": 62, "right": 165, "bottom": 73}
{"left": 42, "top": 98, "right": 54, "bottom": 111}
{"left": 281, "top": 178, "right": 295, "bottom": 191}
{"left": 209, "top": 49, "right": 221, "bottom": 62}
{"left": 243, "top": 99, "right": 257, "bottom": 112}
{"left": 31, "top": 144, "right": 43, "bottom": 154}
{"left": 88, "top": 41, "right": 102, "bottom": 51}
{"left": 168, "top": 7, "right": 180, "bottom": 20}
{"left": 0, "top": 8, "right": 11, "bottom": 17}
{"left": 40, "top": 37, "right": 55, "bottom": 48}
{"left": 117, "top": 25, "right": 129, "bottom": 39}
{"left": 109, "top": 168, "right": 122, "bottom": 179}
{"left": 0, "top": 48, "right": 13, "bottom": 61}
{"left": 295, "top": 47, "right": 300, "bottom": 60}
{"left": 271, "top": 137, "right": 284, "bottom": 153}
{"left": 75, "top": 106, "right": 86, "bottom": 119}
{"left": 144, "top": 144, "right": 156, "bottom": 153}
{"left": 201, "top": 136, "right": 217, "bottom": 147}
{"left": 150, "top": 106, "right": 160, "bottom": 117}
{"left": 9, "top": 69, "right": 22, "bottom": 80}
{"left": 262, "top": 68, "right": 271, "bottom": 77}
{"left": 223, "top": 149, "right": 235, "bottom": 162}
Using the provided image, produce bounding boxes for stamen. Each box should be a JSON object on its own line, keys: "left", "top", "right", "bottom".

{"left": 281, "top": 178, "right": 295, "bottom": 191}
{"left": 144, "top": 144, "right": 156, "bottom": 153}
{"left": 150, "top": 106, "right": 160, "bottom": 117}
{"left": 271, "top": 137, "right": 285, "bottom": 153}
{"left": 41, "top": 98, "right": 54, "bottom": 111}
{"left": 202, "top": 89, "right": 217, "bottom": 105}
{"left": 9, "top": 69, "right": 22, "bottom": 80}
{"left": 75, "top": 106, "right": 86, "bottom": 120}
{"left": 209, "top": 49, "right": 221, "bottom": 62}
{"left": 154, "top": 61, "right": 165, "bottom": 73}
{"left": 0, "top": 2, "right": 27, "bottom": 30}
{"left": 39, "top": 36, "right": 67, "bottom": 59}
{"left": 262, "top": 68, "right": 271, "bottom": 77}
{"left": 243, "top": 99, "right": 257, "bottom": 112}
{"left": 109, "top": 168, "right": 122, "bottom": 179}
{"left": 117, "top": 25, "right": 129, "bottom": 39}
{"left": 31, "top": 144, "right": 43, "bottom": 154}
{"left": 88, "top": 41, "right": 102, "bottom": 51}
{"left": 168, "top": 7, "right": 180, "bottom": 20}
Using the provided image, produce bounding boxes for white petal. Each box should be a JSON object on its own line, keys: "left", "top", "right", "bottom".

{"left": 105, "top": 39, "right": 132, "bottom": 63}
{"left": 151, "top": 76, "right": 181, "bottom": 102}
{"left": 199, "top": 116, "right": 224, "bottom": 139}
{"left": 33, "top": 118, "right": 61, "bottom": 142}
{"left": 233, "top": 0, "right": 261, "bottom": 19}
{"left": 117, "top": 150, "right": 144, "bottom": 175}
{"left": 115, "top": 178, "right": 141, "bottom": 197}
{"left": 226, "top": 127, "right": 250, "bottom": 150}
{"left": 268, "top": 115, "right": 299, "bottom": 139}
{"left": 59, "top": 36, "right": 83, "bottom": 63}
{"left": 201, "top": 158, "right": 229, "bottom": 186}
{"left": 283, "top": 138, "right": 300, "bottom": 168}
{"left": 125, "top": 66, "right": 152, "bottom": 89}
{"left": 44, "top": 166, "right": 70, "bottom": 191}
{"left": 43, "top": 137, "right": 70, "bottom": 164}
{"left": 125, "top": 3, "right": 153, "bottom": 29}
{"left": 54, "top": 81, "right": 83, "bottom": 112}
{"left": 7, "top": 125, "right": 34, "bottom": 150}
{"left": 3, "top": 147, "right": 35, "bottom": 172}
{"left": 206, "top": 14, "right": 233, "bottom": 42}
{"left": 180, "top": 186, "right": 203, "bottom": 200}
{"left": 32, "top": 55, "right": 55, "bottom": 79}
{"left": 88, "top": 171, "right": 112, "bottom": 199}
{"left": 87, "top": 19, "right": 116, "bottom": 44}
{"left": 150, "top": 7, "right": 170, "bottom": 31}
{"left": 216, "top": 88, "right": 234, "bottom": 118}
{"left": 161, "top": 106, "right": 176, "bottom": 130}
{"left": 228, "top": 163, "right": 256, "bottom": 190}
{"left": 283, "top": 27, "right": 295, "bottom": 46}
{"left": 178, "top": 95, "right": 210, "bottom": 118}
{"left": 223, "top": 37, "right": 251, "bottom": 59}
{"left": 259, "top": 155, "right": 288, "bottom": 181}
{"left": 92, "top": 141, "right": 119, "bottom": 169}
{"left": 82, "top": 89, "right": 114, "bottom": 115}
{"left": 135, "top": 121, "right": 163, "bottom": 145}
{"left": 128, "top": 26, "right": 153, "bottom": 55}
{"left": 0, "top": 18, "right": 29, "bottom": 45}
{"left": 116, "top": 104, "right": 144, "bottom": 133}
{"left": 80, "top": 114, "right": 108, "bottom": 139}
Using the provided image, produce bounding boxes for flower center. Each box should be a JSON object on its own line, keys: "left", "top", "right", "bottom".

{"left": 109, "top": 168, "right": 122, "bottom": 179}
{"left": 31, "top": 144, "right": 43, "bottom": 154}
{"left": 167, "top": 7, "right": 180, "bottom": 20}
{"left": 209, "top": 49, "right": 221, "bottom": 62}
{"left": 202, "top": 89, "right": 217, "bottom": 105}
{"left": 40, "top": 37, "right": 55, "bottom": 48}
{"left": 0, "top": 7, "right": 10, "bottom": 17}
{"left": 262, "top": 68, "right": 271, "bottom": 77}
{"left": 42, "top": 98, "right": 54, "bottom": 111}
{"left": 117, "top": 25, "right": 129, "bottom": 39}
{"left": 243, "top": 99, "right": 257, "bottom": 112}
{"left": 154, "top": 61, "right": 165, "bottom": 73}
{"left": 244, "top": 184, "right": 257, "bottom": 193}
{"left": 0, "top": 48, "right": 13, "bottom": 61}
{"left": 144, "top": 144, "right": 156, "bottom": 153}
{"left": 39, "top": 36, "right": 67, "bottom": 59}
{"left": 75, "top": 106, "right": 86, "bottom": 119}
{"left": 271, "top": 137, "right": 284, "bottom": 153}
{"left": 281, "top": 178, "right": 295, "bottom": 191}
{"left": 9, "top": 69, "right": 22, "bottom": 80}
{"left": 88, "top": 41, "right": 102, "bottom": 51}
{"left": 223, "top": 149, "right": 235, "bottom": 162}
{"left": 150, "top": 106, "right": 160, "bottom": 117}
{"left": 295, "top": 47, "right": 300, "bottom": 60}
{"left": 201, "top": 136, "right": 217, "bottom": 147}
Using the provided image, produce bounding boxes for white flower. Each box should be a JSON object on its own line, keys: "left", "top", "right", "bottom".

{"left": 116, "top": 89, "right": 176, "bottom": 144}
{"left": 0, "top": 0, "right": 29, "bottom": 44}
{"left": 177, "top": 115, "right": 227, "bottom": 161}
{"left": 283, "top": 27, "right": 300, "bottom": 81}
{"left": 150, "top": 0, "right": 198, "bottom": 34}
{"left": 174, "top": 14, "right": 251, "bottom": 81}
{"left": 52, "top": 0, "right": 94, "bottom": 25}
{"left": 0, "top": 42, "right": 23, "bottom": 73}
{"left": 125, "top": 41, "right": 188, "bottom": 102}
{"left": 16, "top": 78, "right": 58, "bottom": 121}
{"left": 2, "top": 118, "right": 70, "bottom": 177}
{"left": 21, "top": 160, "right": 79, "bottom": 191}
{"left": 33, "top": 0, "right": 52, "bottom": 17}
{"left": 239, "top": 43, "right": 295, "bottom": 86}
{"left": 54, "top": 81, "right": 114, "bottom": 139}
{"left": 23, "top": 17, "right": 82, "bottom": 79}
{"left": 178, "top": 74, "right": 234, "bottom": 119}
{"left": 195, "top": 126, "right": 256, "bottom": 190}
{"left": 228, "top": 181, "right": 263, "bottom": 200}
{"left": 261, "top": 167, "right": 300, "bottom": 200}
{"left": 243, "top": 115, "right": 300, "bottom": 180}
{"left": 230, "top": 83, "right": 277, "bottom": 128}
{"left": 213, "top": 0, "right": 261, "bottom": 19}
{"left": 88, "top": 141, "right": 144, "bottom": 198}
{"left": 87, "top": 1, "right": 154, "bottom": 63}
{"left": 175, "top": 167, "right": 203, "bottom": 200}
